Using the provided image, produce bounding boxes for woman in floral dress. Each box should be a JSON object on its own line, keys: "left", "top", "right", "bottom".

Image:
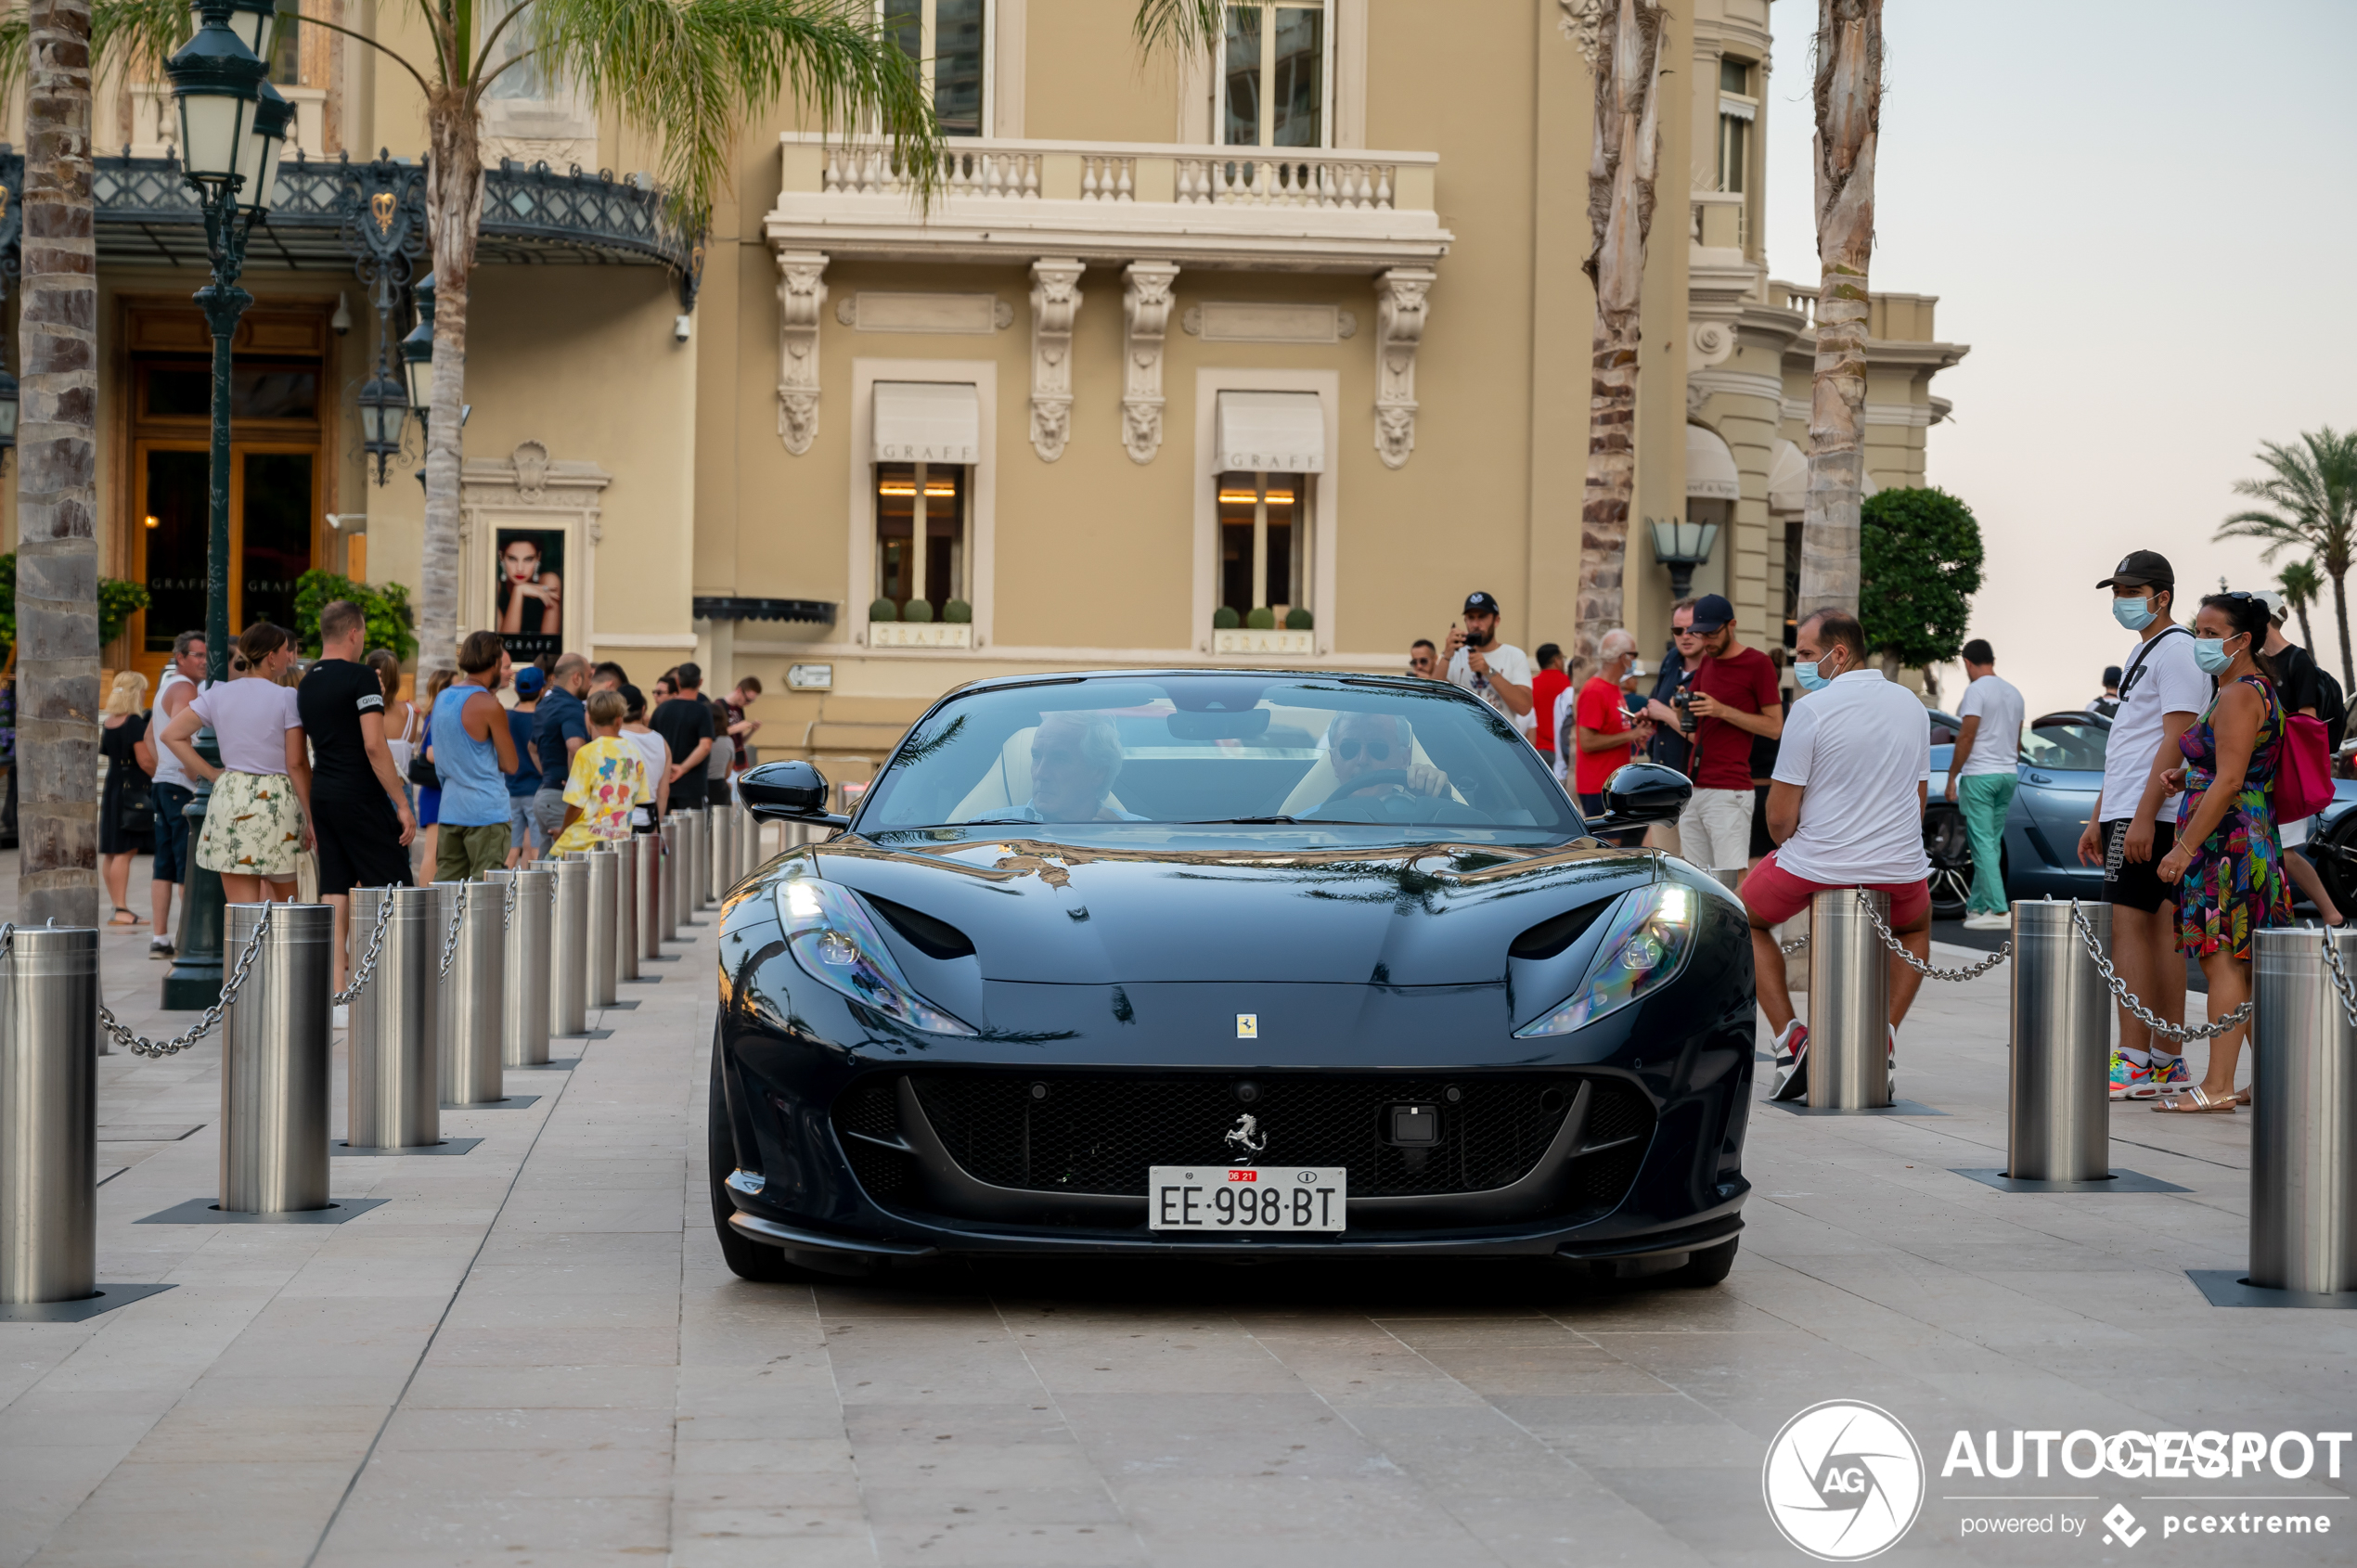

{"left": 2153, "top": 592, "right": 2290, "bottom": 1112}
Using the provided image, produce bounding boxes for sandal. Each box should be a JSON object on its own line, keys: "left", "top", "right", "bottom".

{"left": 2153, "top": 1086, "right": 2237, "bottom": 1113}
{"left": 107, "top": 907, "right": 142, "bottom": 927}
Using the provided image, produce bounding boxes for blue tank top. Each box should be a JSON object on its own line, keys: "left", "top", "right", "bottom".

{"left": 430, "top": 683, "right": 510, "bottom": 827}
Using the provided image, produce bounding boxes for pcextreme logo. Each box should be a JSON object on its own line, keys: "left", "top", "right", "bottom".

{"left": 1762, "top": 1400, "right": 1926, "bottom": 1562}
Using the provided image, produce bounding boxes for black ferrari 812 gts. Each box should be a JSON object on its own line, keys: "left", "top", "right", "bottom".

{"left": 710, "top": 670, "right": 1755, "bottom": 1286}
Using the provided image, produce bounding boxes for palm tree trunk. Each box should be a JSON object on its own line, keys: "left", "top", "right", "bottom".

{"left": 419, "top": 87, "right": 483, "bottom": 678}
{"left": 2331, "top": 564, "right": 2354, "bottom": 696}
{"left": 16, "top": 0, "right": 98, "bottom": 930}
{"left": 1574, "top": 0, "right": 1665, "bottom": 685}
{"left": 2294, "top": 598, "right": 2316, "bottom": 656}
{"left": 1796, "top": 0, "right": 1882, "bottom": 614}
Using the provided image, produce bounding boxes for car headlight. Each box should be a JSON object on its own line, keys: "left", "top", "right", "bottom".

{"left": 774, "top": 875, "right": 976, "bottom": 1035}
{"left": 1513, "top": 883, "right": 1697, "bottom": 1037}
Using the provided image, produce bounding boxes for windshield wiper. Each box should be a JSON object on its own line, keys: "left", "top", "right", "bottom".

{"left": 943, "top": 818, "right": 1044, "bottom": 827}
{"left": 1179, "top": 816, "right": 1298, "bottom": 825}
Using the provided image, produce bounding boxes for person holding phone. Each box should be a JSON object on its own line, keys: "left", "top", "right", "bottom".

{"left": 1443, "top": 592, "right": 1536, "bottom": 742}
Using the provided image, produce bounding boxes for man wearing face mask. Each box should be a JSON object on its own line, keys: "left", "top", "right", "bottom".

{"left": 2080, "top": 550, "right": 2208, "bottom": 1099}
{"left": 1741, "top": 610, "right": 1933, "bottom": 1100}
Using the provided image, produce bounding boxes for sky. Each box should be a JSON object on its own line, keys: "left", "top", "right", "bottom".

{"left": 1761, "top": 0, "right": 2357, "bottom": 719}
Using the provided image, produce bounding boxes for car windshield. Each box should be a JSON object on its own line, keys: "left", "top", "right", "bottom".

{"left": 857, "top": 675, "right": 1582, "bottom": 843}
{"left": 2020, "top": 717, "right": 2108, "bottom": 772}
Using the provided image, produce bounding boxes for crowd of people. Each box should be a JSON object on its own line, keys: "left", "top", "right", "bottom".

{"left": 1410, "top": 550, "right": 2333, "bottom": 1115}
{"left": 93, "top": 602, "right": 766, "bottom": 995}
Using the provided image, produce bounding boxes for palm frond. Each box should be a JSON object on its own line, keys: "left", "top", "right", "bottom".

{"left": 522, "top": 0, "right": 942, "bottom": 231}
{"left": 2217, "top": 508, "right": 2312, "bottom": 562}
{"left": 0, "top": 0, "right": 188, "bottom": 116}
{"left": 1132, "top": 0, "right": 1221, "bottom": 62}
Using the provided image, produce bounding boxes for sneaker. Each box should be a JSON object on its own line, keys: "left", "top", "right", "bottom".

{"left": 1888, "top": 1024, "right": 1899, "bottom": 1097}
{"left": 1770, "top": 1020, "right": 1810, "bottom": 1102}
{"left": 148, "top": 937, "right": 174, "bottom": 960}
{"left": 2147, "top": 1053, "right": 2193, "bottom": 1097}
{"left": 2109, "top": 1050, "right": 2153, "bottom": 1100}
{"left": 1961, "top": 911, "right": 2010, "bottom": 932}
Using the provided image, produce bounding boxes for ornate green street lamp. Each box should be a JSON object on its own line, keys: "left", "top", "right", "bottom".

{"left": 161, "top": 0, "right": 289, "bottom": 1009}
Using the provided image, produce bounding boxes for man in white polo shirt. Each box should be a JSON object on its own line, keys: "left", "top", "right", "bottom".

{"left": 1736, "top": 608, "right": 1933, "bottom": 1101}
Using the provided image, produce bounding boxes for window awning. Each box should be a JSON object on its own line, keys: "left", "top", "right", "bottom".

{"left": 1216, "top": 391, "right": 1325, "bottom": 474}
{"left": 1686, "top": 422, "right": 1740, "bottom": 501}
{"left": 873, "top": 380, "right": 979, "bottom": 464}
{"left": 1767, "top": 437, "right": 1806, "bottom": 515}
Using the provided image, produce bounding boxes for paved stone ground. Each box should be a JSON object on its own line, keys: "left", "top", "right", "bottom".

{"left": 3, "top": 855, "right": 2351, "bottom": 1566}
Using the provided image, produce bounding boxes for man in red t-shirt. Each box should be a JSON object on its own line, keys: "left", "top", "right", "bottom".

{"left": 1643, "top": 593, "right": 1782, "bottom": 877}
{"left": 1569, "top": 629, "right": 1653, "bottom": 843}
{"left": 1529, "top": 643, "right": 1570, "bottom": 764}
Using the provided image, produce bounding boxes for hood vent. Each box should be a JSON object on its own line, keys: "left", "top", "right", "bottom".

{"left": 865, "top": 893, "right": 977, "bottom": 959}
{"left": 1509, "top": 898, "right": 1613, "bottom": 961}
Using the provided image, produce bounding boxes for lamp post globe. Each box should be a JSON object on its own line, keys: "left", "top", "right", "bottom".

{"left": 187, "top": 0, "right": 282, "bottom": 63}
{"left": 357, "top": 367, "right": 406, "bottom": 484}
{"left": 160, "top": 0, "right": 269, "bottom": 1010}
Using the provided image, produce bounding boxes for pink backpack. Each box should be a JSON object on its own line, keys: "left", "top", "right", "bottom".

{"left": 2275, "top": 712, "right": 2336, "bottom": 823}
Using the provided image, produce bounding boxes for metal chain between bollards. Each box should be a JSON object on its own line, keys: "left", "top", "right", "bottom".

{"left": 435, "top": 884, "right": 468, "bottom": 980}
{"left": 98, "top": 902, "right": 277, "bottom": 1057}
{"left": 1854, "top": 888, "right": 2014, "bottom": 981}
{"left": 1780, "top": 932, "right": 1810, "bottom": 955}
{"left": 502, "top": 876, "right": 517, "bottom": 932}
{"left": 2065, "top": 897, "right": 2252, "bottom": 1042}
{"left": 2316, "top": 920, "right": 2357, "bottom": 1030}
{"left": 332, "top": 893, "right": 393, "bottom": 1006}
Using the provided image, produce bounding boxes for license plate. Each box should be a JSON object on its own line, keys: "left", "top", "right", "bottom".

{"left": 1149, "top": 1166, "right": 1346, "bottom": 1231}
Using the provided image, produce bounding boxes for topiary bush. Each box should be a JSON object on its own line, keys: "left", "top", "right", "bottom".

{"left": 1245, "top": 606, "right": 1276, "bottom": 629}
{"left": 1213, "top": 606, "right": 1241, "bottom": 629}
{"left": 943, "top": 598, "right": 972, "bottom": 624}
{"left": 901, "top": 597, "right": 934, "bottom": 623}
{"left": 869, "top": 597, "right": 899, "bottom": 623}
{"left": 1284, "top": 607, "right": 1312, "bottom": 631}
{"left": 292, "top": 571, "right": 416, "bottom": 662}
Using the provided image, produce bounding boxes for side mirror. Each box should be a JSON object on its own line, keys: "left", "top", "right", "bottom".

{"left": 1584, "top": 762, "right": 1691, "bottom": 836}
{"left": 739, "top": 759, "right": 851, "bottom": 827}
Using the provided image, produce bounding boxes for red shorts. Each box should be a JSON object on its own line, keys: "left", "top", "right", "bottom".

{"left": 1738, "top": 849, "right": 1930, "bottom": 929}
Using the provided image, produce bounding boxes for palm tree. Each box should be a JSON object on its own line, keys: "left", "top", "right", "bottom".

{"left": 2279, "top": 558, "right": 2324, "bottom": 655}
{"left": 1574, "top": 0, "right": 1666, "bottom": 682}
{"left": 2217, "top": 428, "right": 2357, "bottom": 689}
{"left": 1795, "top": 0, "right": 1883, "bottom": 614}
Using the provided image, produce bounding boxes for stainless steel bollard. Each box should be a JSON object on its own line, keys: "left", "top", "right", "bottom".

{"left": 586, "top": 845, "right": 620, "bottom": 1008}
{"left": 1806, "top": 888, "right": 1892, "bottom": 1109}
{"left": 347, "top": 887, "right": 440, "bottom": 1150}
{"left": 713, "top": 803, "right": 736, "bottom": 904}
{"left": 2007, "top": 901, "right": 2112, "bottom": 1180}
{"left": 636, "top": 831, "right": 662, "bottom": 960}
{"left": 545, "top": 856, "right": 589, "bottom": 1036}
{"left": 2250, "top": 927, "right": 2357, "bottom": 1293}
{"left": 436, "top": 880, "right": 506, "bottom": 1107}
{"left": 615, "top": 839, "right": 639, "bottom": 983}
{"left": 685, "top": 807, "right": 709, "bottom": 915}
{"left": 220, "top": 902, "right": 333, "bottom": 1215}
{"left": 492, "top": 868, "right": 552, "bottom": 1067}
{"left": 659, "top": 816, "right": 681, "bottom": 942}
{"left": 1, "top": 928, "right": 98, "bottom": 1303}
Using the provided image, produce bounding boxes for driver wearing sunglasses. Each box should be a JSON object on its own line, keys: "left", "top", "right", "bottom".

{"left": 1326, "top": 713, "right": 1449, "bottom": 801}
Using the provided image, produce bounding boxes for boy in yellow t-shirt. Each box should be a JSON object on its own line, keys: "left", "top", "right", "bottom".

{"left": 550, "top": 689, "right": 650, "bottom": 853}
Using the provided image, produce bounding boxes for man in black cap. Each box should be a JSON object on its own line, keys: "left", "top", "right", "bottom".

{"left": 2082, "top": 549, "right": 2206, "bottom": 1099}
{"left": 1443, "top": 592, "right": 1536, "bottom": 741}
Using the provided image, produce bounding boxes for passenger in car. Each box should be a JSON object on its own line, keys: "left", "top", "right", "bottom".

{"left": 1016, "top": 713, "right": 1146, "bottom": 822}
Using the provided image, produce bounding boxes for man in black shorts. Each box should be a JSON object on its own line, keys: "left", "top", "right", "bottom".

{"left": 298, "top": 599, "right": 417, "bottom": 993}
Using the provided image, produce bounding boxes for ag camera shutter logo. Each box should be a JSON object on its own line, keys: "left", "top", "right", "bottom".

{"left": 1762, "top": 1400, "right": 1926, "bottom": 1561}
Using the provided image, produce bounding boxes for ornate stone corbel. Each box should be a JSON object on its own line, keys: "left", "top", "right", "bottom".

{"left": 1373, "top": 267, "right": 1434, "bottom": 469}
{"left": 1028, "top": 257, "right": 1085, "bottom": 462}
{"left": 776, "top": 251, "right": 829, "bottom": 456}
{"left": 1120, "top": 261, "right": 1179, "bottom": 465}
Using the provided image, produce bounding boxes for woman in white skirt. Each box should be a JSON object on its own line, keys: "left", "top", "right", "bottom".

{"left": 159, "top": 622, "right": 313, "bottom": 906}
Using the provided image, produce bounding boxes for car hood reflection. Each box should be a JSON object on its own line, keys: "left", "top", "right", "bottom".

{"left": 804, "top": 834, "right": 1663, "bottom": 987}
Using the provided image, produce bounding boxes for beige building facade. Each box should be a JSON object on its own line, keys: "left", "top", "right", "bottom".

{"left": 28, "top": 0, "right": 1963, "bottom": 776}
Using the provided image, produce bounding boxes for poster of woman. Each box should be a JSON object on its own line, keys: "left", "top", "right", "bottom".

{"left": 496, "top": 528, "right": 564, "bottom": 662}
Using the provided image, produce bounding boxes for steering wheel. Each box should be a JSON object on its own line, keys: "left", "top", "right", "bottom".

{"left": 1333, "top": 768, "right": 1413, "bottom": 799}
